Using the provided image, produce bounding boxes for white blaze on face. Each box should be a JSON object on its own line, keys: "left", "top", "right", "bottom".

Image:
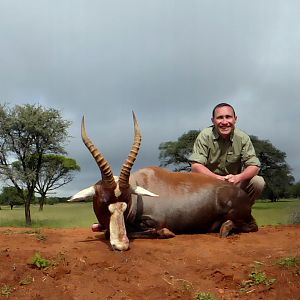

{"left": 108, "top": 202, "right": 129, "bottom": 251}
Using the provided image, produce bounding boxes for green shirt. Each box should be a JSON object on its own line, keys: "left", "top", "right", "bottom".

{"left": 189, "top": 126, "right": 260, "bottom": 176}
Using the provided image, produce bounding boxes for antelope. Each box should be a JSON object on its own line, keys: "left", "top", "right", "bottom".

{"left": 69, "top": 112, "right": 258, "bottom": 250}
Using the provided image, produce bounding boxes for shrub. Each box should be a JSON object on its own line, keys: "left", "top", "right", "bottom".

{"left": 277, "top": 256, "right": 299, "bottom": 268}
{"left": 195, "top": 292, "right": 216, "bottom": 300}
{"left": 0, "top": 285, "right": 13, "bottom": 298}
{"left": 240, "top": 270, "right": 276, "bottom": 292}
{"left": 29, "top": 252, "right": 51, "bottom": 269}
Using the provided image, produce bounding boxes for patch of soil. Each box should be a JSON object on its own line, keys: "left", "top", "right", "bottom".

{"left": 0, "top": 225, "right": 299, "bottom": 299}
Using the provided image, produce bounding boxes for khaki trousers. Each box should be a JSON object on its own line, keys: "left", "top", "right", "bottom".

{"left": 238, "top": 175, "right": 265, "bottom": 203}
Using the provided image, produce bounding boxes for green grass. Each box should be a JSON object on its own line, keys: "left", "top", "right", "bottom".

{"left": 253, "top": 199, "right": 300, "bottom": 226}
{"left": 0, "top": 284, "right": 13, "bottom": 298}
{"left": 195, "top": 292, "right": 216, "bottom": 300}
{"left": 30, "top": 252, "right": 52, "bottom": 269}
{"left": 240, "top": 270, "right": 276, "bottom": 292}
{"left": 0, "top": 203, "right": 97, "bottom": 228}
{"left": 0, "top": 199, "right": 299, "bottom": 228}
{"left": 276, "top": 256, "right": 299, "bottom": 268}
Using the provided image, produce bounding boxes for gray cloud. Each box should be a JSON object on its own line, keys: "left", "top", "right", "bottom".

{"left": 0, "top": 0, "right": 299, "bottom": 196}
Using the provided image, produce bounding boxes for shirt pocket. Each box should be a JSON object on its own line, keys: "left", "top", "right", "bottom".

{"left": 226, "top": 153, "right": 241, "bottom": 163}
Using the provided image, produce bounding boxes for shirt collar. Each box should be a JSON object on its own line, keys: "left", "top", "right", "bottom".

{"left": 212, "top": 126, "right": 234, "bottom": 142}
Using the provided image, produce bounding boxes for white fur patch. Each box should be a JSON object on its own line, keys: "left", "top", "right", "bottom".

{"left": 108, "top": 202, "right": 129, "bottom": 251}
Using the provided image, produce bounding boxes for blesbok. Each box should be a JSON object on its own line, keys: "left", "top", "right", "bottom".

{"left": 69, "top": 112, "right": 258, "bottom": 251}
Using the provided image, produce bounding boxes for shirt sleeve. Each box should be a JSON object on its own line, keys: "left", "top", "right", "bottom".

{"left": 188, "top": 131, "right": 209, "bottom": 165}
{"left": 241, "top": 136, "right": 261, "bottom": 167}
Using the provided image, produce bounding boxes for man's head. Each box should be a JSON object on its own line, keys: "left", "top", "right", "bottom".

{"left": 211, "top": 103, "right": 237, "bottom": 139}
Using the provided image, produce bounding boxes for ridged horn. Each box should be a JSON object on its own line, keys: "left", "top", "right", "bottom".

{"left": 81, "top": 116, "right": 116, "bottom": 189}
{"left": 118, "top": 111, "right": 142, "bottom": 190}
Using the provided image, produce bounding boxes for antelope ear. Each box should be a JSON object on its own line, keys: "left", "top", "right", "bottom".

{"left": 131, "top": 186, "right": 159, "bottom": 197}
{"left": 68, "top": 186, "right": 95, "bottom": 202}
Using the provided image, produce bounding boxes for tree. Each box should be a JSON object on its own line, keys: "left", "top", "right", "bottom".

{"left": 12, "top": 154, "right": 80, "bottom": 210}
{"left": 159, "top": 130, "right": 198, "bottom": 171}
{"left": 0, "top": 186, "right": 24, "bottom": 209}
{"left": 0, "top": 104, "right": 72, "bottom": 224}
{"left": 287, "top": 181, "right": 300, "bottom": 198}
{"left": 34, "top": 154, "right": 80, "bottom": 210}
{"left": 158, "top": 131, "right": 294, "bottom": 200}
{"left": 250, "top": 136, "right": 294, "bottom": 201}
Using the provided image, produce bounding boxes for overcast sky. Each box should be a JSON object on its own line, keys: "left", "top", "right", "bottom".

{"left": 1, "top": 1, "right": 299, "bottom": 197}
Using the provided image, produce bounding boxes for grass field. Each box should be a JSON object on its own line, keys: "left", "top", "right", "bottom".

{"left": 253, "top": 199, "right": 300, "bottom": 225}
{"left": 0, "top": 202, "right": 97, "bottom": 228}
{"left": 0, "top": 199, "right": 299, "bottom": 228}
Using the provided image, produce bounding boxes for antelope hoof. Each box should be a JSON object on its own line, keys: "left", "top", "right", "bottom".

{"left": 219, "top": 220, "right": 234, "bottom": 237}
{"left": 157, "top": 228, "right": 176, "bottom": 239}
{"left": 91, "top": 223, "right": 103, "bottom": 232}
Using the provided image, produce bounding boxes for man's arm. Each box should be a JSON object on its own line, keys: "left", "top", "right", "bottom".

{"left": 224, "top": 165, "right": 260, "bottom": 184}
{"left": 191, "top": 162, "right": 260, "bottom": 185}
{"left": 191, "top": 162, "right": 226, "bottom": 181}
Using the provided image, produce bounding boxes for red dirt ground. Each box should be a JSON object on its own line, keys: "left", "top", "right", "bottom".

{"left": 0, "top": 225, "right": 299, "bottom": 300}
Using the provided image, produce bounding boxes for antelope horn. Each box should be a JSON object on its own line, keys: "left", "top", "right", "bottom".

{"left": 81, "top": 116, "right": 116, "bottom": 189}
{"left": 118, "top": 111, "right": 141, "bottom": 190}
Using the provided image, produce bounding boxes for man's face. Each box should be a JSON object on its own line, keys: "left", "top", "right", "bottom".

{"left": 212, "top": 106, "right": 237, "bottom": 139}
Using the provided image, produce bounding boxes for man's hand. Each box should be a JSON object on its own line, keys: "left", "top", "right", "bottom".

{"left": 191, "top": 162, "right": 255, "bottom": 185}
{"left": 224, "top": 174, "right": 242, "bottom": 185}
{"left": 215, "top": 175, "right": 226, "bottom": 181}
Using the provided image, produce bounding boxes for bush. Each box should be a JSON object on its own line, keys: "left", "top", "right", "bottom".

{"left": 29, "top": 253, "right": 51, "bottom": 269}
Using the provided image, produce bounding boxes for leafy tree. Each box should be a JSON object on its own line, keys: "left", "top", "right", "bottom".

{"left": 158, "top": 131, "right": 294, "bottom": 201}
{"left": 159, "top": 130, "right": 198, "bottom": 171}
{"left": 0, "top": 104, "right": 71, "bottom": 224}
{"left": 287, "top": 181, "right": 300, "bottom": 198}
{"left": 250, "top": 136, "right": 294, "bottom": 201}
{"left": 35, "top": 154, "right": 80, "bottom": 210}
{"left": 0, "top": 186, "right": 24, "bottom": 209}
{"left": 12, "top": 154, "right": 80, "bottom": 210}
